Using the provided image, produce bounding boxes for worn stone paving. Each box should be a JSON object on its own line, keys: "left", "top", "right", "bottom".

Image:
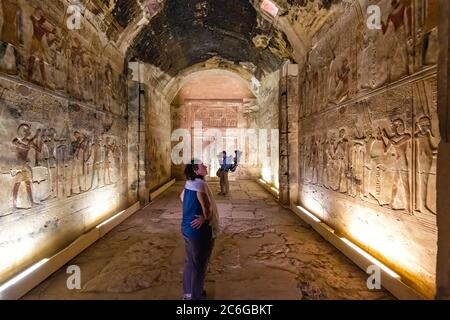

{"left": 24, "top": 181, "right": 394, "bottom": 300}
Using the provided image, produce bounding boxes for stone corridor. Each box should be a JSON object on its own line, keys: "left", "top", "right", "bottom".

{"left": 24, "top": 181, "right": 393, "bottom": 300}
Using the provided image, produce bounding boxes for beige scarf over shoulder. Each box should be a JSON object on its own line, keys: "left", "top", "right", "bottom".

{"left": 204, "top": 182, "right": 220, "bottom": 238}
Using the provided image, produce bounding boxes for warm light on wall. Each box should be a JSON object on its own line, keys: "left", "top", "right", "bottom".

{"left": 261, "top": 167, "right": 272, "bottom": 184}
{"left": 0, "top": 187, "right": 120, "bottom": 287}
{"left": 0, "top": 259, "right": 49, "bottom": 295}
{"left": 85, "top": 188, "right": 120, "bottom": 227}
{"left": 96, "top": 210, "right": 124, "bottom": 230}
{"left": 343, "top": 211, "right": 418, "bottom": 278}
{"left": 0, "top": 231, "right": 47, "bottom": 283}
{"left": 295, "top": 205, "right": 402, "bottom": 285}
{"left": 302, "top": 196, "right": 325, "bottom": 219}
{"left": 273, "top": 172, "right": 279, "bottom": 189}
{"left": 299, "top": 194, "right": 425, "bottom": 296}
{"left": 340, "top": 237, "right": 401, "bottom": 279}
{"left": 297, "top": 205, "right": 321, "bottom": 223}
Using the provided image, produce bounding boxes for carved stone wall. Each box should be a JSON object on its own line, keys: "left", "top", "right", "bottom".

{"left": 436, "top": 0, "right": 450, "bottom": 299}
{"left": 0, "top": 0, "right": 127, "bottom": 113}
{"left": 257, "top": 70, "right": 280, "bottom": 187}
{"left": 0, "top": 1, "right": 130, "bottom": 284}
{"left": 296, "top": 0, "right": 439, "bottom": 298}
{"left": 146, "top": 82, "right": 172, "bottom": 192}
{"left": 171, "top": 99, "right": 259, "bottom": 180}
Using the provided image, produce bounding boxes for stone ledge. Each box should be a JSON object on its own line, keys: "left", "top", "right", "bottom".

{"left": 256, "top": 178, "right": 280, "bottom": 199}
{"left": 290, "top": 205, "right": 425, "bottom": 300}
{"left": 0, "top": 202, "right": 141, "bottom": 300}
{"left": 149, "top": 179, "right": 176, "bottom": 202}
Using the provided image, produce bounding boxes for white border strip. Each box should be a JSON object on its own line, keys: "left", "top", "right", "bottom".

{"left": 257, "top": 178, "right": 280, "bottom": 198}
{"left": 0, "top": 202, "right": 140, "bottom": 300}
{"left": 150, "top": 179, "right": 176, "bottom": 202}
{"left": 290, "top": 205, "right": 425, "bottom": 300}
{"left": 0, "top": 179, "right": 178, "bottom": 300}
{"left": 254, "top": 179, "right": 425, "bottom": 300}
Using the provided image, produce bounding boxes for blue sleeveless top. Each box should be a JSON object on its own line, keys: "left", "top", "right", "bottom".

{"left": 182, "top": 179, "right": 212, "bottom": 238}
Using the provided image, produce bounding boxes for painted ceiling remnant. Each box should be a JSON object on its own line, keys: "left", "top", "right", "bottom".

{"left": 261, "top": 0, "right": 280, "bottom": 17}
{"left": 74, "top": 0, "right": 341, "bottom": 78}
{"left": 126, "top": 0, "right": 292, "bottom": 78}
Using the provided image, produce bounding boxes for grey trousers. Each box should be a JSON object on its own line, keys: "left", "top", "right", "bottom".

{"left": 183, "top": 233, "right": 214, "bottom": 300}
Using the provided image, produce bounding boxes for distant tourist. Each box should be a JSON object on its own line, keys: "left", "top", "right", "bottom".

{"left": 216, "top": 150, "right": 240, "bottom": 196}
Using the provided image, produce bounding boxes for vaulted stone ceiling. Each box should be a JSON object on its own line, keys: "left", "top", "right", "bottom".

{"left": 125, "top": 0, "right": 291, "bottom": 76}
{"left": 87, "top": 0, "right": 342, "bottom": 76}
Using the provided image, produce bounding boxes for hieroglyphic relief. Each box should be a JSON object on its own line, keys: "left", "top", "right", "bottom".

{"left": 147, "top": 89, "right": 172, "bottom": 191}
{"left": 0, "top": 81, "right": 125, "bottom": 218}
{"left": 299, "top": 77, "right": 439, "bottom": 215}
{"left": 0, "top": 0, "right": 126, "bottom": 114}
{"left": 298, "top": 0, "right": 438, "bottom": 119}
{"left": 1, "top": 123, "right": 123, "bottom": 215}
{"left": 194, "top": 106, "right": 239, "bottom": 128}
{"left": 413, "top": 76, "right": 439, "bottom": 214}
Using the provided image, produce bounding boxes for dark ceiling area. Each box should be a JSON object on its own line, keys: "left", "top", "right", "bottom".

{"left": 110, "top": 0, "right": 141, "bottom": 28}
{"left": 125, "top": 0, "right": 288, "bottom": 77}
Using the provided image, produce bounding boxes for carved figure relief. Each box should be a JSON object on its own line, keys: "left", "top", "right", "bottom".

{"left": 414, "top": 116, "right": 438, "bottom": 214}
{"left": 0, "top": 118, "right": 123, "bottom": 217}
{"left": 381, "top": 0, "right": 413, "bottom": 82}
{"left": 0, "top": 2, "right": 126, "bottom": 114}
{"left": 382, "top": 118, "right": 412, "bottom": 211}
{"left": 299, "top": 76, "right": 439, "bottom": 217}
{"left": 28, "top": 8, "right": 56, "bottom": 86}
{"left": 10, "top": 124, "right": 41, "bottom": 210}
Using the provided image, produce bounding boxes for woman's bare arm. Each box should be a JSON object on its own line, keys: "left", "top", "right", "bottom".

{"left": 196, "top": 192, "right": 211, "bottom": 220}
{"left": 180, "top": 189, "right": 185, "bottom": 203}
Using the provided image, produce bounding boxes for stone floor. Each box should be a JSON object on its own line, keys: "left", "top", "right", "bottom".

{"left": 24, "top": 180, "right": 394, "bottom": 300}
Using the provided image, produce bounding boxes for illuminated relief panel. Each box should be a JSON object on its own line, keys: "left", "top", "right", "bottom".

{"left": 0, "top": 0, "right": 126, "bottom": 116}
{"left": 295, "top": 0, "right": 440, "bottom": 298}
{"left": 0, "top": 78, "right": 127, "bottom": 283}
{"left": 298, "top": 77, "right": 439, "bottom": 298}
{"left": 193, "top": 104, "right": 240, "bottom": 177}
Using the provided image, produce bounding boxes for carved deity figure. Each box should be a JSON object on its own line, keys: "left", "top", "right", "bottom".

{"left": 382, "top": 0, "right": 412, "bottom": 82}
{"left": 382, "top": 118, "right": 412, "bottom": 212}
{"left": 104, "top": 64, "right": 114, "bottom": 113}
{"left": 335, "top": 59, "right": 350, "bottom": 103}
{"left": 28, "top": 8, "right": 56, "bottom": 86}
{"left": 0, "top": 0, "right": 21, "bottom": 74}
{"left": 326, "top": 133, "right": 338, "bottom": 190}
{"left": 358, "top": 32, "right": 377, "bottom": 91}
{"left": 366, "top": 127, "right": 390, "bottom": 205}
{"left": 70, "top": 131, "right": 87, "bottom": 195}
{"left": 362, "top": 128, "right": 375, "bottom": 199}
{"left": 321, "top": 134, "right": 331, "bottom": 189}
{"left": 42, "top": 28, "right": 65, "bottom": 90}
{"left": 104, "top": 137, "right": 117, "bottom": 185}
{"left": 90, "top": 136, "right": 103, "bottom": 190}
{"left": 309, "top": 135, "right": 319, "bottom": 184}
{"left": 11, "top": 124, "right": 42, "bottom": 210}
{"left": 80, "top": 53, "right": 96, "bottom": 102}
{"left": 335, "top": 128, "right": 350, "bottom": 193}
{"left": 414, "top": 116, "right": 439, "bottom": 214}
{"left": 0, "top": 0, "right": 21, "bottom": 45}
{"left": 40, "top": 128, "right": 65, "bottom": 199}
{"left": 350, "top": 129, "right": 367, "bottom": 198}
{"left": 69, "top": 38, "right": 85, "bottom": 98}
